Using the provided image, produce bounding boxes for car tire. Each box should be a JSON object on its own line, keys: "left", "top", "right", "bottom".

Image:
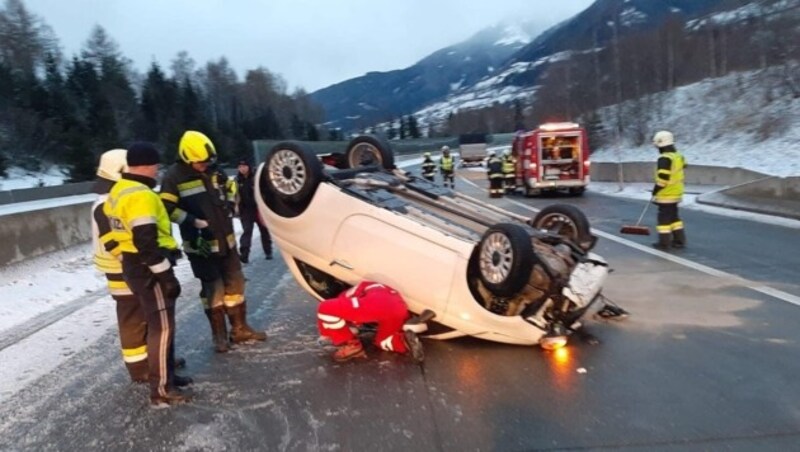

{"left": 345, "top": 135, "right": 395, "bottom": 170}
{"left": 259, "top": 141, "right": 323, "bottom": 218}
{"left": 476, "top": 223, "right": 535, "bottom": 297}
{"left": 531, "top": 204, "right": 595, "bottom": 251}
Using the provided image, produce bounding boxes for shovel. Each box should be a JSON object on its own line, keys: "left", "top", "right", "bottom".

{"left": 620, "top": 199, "right": 652, "bottom": 235}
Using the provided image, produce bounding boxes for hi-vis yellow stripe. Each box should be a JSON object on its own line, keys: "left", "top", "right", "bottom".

{"left": 160, "top": 192, "right": 179, "bottom": 203}
{"left": 122, "top": 345, "right": 147, "bottom": 363}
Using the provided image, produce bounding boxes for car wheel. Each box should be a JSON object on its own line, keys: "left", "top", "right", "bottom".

{"left": 345, "top": 135, "right": 395, "bottom": 170}
{"left": 531, "top": 204, "right": 595, "bottom": 251}
{"left": 259, "top": 141, "right": 323, "bottom": 217}
{"left": 476, "top": 223, "right": 534, "bottom": 297}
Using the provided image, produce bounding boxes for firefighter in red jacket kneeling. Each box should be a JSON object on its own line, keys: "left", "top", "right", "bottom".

{"left": 316, "top": 281, "right": 433, "bottom": 362}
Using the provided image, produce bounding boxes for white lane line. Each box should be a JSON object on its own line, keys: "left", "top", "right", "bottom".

{"left": 458, "top": 175, "right": 800, "bottom": 308}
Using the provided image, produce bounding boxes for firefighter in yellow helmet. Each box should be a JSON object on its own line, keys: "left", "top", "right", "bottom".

{"left": 651, "top": 130, "right": 687, "bottom": 250}
{"left": 160, "top": 130, "right": 266, "bottom": 353}
{"left": 104, "top": 142, "right": 190, "bottom": 407}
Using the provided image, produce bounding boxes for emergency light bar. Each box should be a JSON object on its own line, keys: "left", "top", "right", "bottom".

{"left": 538, "top": 122, "right": 580, "bottom": 131}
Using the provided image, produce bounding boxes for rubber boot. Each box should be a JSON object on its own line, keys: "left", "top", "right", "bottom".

{"left": 227, "top": 302, "right": 267, "bottom": 343}
{"left": 239, "top": 249, "right": 249, "bottom": 264}
{"left": 652, "top": 233, "right": 671, "bottom": 250}
{"left": 204, "top": 307, "right": 230, "bottom": 353}
{"left": 672, "top": 229, "right": 687, "bottom": 248}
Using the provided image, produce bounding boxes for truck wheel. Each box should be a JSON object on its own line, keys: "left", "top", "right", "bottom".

{"left": 531, "top": 204, "right": 596, "bottom": 251}
{"left": 476, "top": 223, "right": 534, "bottom": 297}
{"left": 259, "top": 142, "right": 323, "bottom": 218}
{"left": 345, "top": 135, "right": 395, "bottom": 170}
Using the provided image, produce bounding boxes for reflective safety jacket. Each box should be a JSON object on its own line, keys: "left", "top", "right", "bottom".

{"left": 502, "top": 155, "right": 516, "bottom": 175}
{"left": 160, "top": 162, "right": 237, "bottom": 256}
{"left": 92, "top": 181, "right": 132, "bottom": 296}
{"left": 440, "top": 156, "right": 454, "bottom": 172}
{"left": 653, "top": 149, "right": 686, "bottom": 203}
{"left": 421, "top": 158, "right": 436, "bottom": 178}
{"left": 104, "top": 174, "right": 178, "bottom": 274}
{"left": 487, "top": 156, "right": 504, "bottom": 179}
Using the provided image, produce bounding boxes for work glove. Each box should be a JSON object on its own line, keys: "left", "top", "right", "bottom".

{"left": 153, "top": 269, "right": 181, "bottom": 299}
{"left": 194, "top": 236, "right": 213, "bottom": 258}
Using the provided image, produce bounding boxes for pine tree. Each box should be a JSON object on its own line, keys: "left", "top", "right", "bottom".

{"left": 407, "top": 115, "right": 420, "bottom": 138}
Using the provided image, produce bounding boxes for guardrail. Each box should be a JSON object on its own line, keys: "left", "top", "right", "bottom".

{"left": 2, "top": 157, "right": 794, "bottom": 267}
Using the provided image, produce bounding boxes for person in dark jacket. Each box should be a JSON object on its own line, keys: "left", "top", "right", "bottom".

{"left": 160, "top": 131, "right": 267, "bottom": 353}
{"left": 235, "top": 159, "right": 273, "bottom": 263}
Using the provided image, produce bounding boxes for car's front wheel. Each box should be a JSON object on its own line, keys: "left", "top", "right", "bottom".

{"left": 345, "top": 135, "right": 395, "bottom": 170}
{"left": 259, "top": 141, "right": 323, "bottom": 217}
{"left": 530, "top": 204, "right": 595, "bottom": 251}
{"left": 476, "top": 223, "right": 535, "bottom": 297}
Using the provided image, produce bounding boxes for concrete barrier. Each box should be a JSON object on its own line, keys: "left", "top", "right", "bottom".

{"left": 0, "top": 182, "right": 93, "bottom": 206}
{"left": 591, "top": 162, "right": 769, "bottom": 186}
{"left": 696, "top": 176, "right": 800, "bottom": 220}
{"left": 0, "top": 199, "right": 94, "bottom": 267}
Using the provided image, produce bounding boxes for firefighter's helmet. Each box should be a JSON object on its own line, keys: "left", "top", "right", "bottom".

{"left": 179, "top": 130, "right": 217, "bottom": 164}
{"left": 96, "top": 149, "right": 128, "bottom": 181}
{"left": 503, "top": 149, "right": 511, "bottom": 156}
{"left": 441, "top": 145, "right": 450, "bottom": 153}
{"left": 652, "top": 130, "right": 674, "bottom": 148}
{"left": 424, "top": 152, "right": 431, "bottom": 158}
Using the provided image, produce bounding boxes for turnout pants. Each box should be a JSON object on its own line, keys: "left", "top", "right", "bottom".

{"left": 489, "top": 176, "right": 504, "bottom": 197}
{"left": 656, "top": 202, "right": 683, "bottom": 234}
{"left": 441, "top": 170, "right": 455, "bottom": 188}
{"left": 189, "top": 252, "right": 246, "bottom": 310}
{"left": 122, "top": 257, "right": 177, "bottom": 399}
{"left": 239, "top": 208, "right": 272, "bottom": 258}
{"left": 317, "top": 287, "right": 409, "bottom": 353}
{"left": 107, "top": 275, "right": 148, "bottom": 381}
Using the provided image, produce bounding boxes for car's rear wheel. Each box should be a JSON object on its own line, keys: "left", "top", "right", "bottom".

{"left": 531, "top": 204, "right": 595, "bottom": 251}
{"left": 345, "top": 135, "right": 395, "bottom": 170}
{"left": 259, "top": 141, "right": 323, "bottom": 217}
{"left": 477, "top": 223, "right": 534, "bottom": 297}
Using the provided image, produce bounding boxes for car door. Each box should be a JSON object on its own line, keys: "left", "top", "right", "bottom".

{"left": 331, "top": 213, "right": 458, "bottom": 315}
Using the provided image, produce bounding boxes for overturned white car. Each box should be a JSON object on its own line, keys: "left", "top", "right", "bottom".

{"left": 255, "top": 135, "right": 621, "bottom": 349}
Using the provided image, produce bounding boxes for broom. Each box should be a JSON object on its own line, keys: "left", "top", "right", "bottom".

{"left": 620, "top": 199, "right": 652, "bottom": 235}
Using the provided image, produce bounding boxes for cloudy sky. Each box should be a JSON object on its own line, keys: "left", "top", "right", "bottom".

{"left": 24, "top": 0, "right": 593, "bottom": 92}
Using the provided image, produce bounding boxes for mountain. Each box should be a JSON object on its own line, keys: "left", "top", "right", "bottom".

{"left": 309, "top": 20, "right": 546, "bottom": 131}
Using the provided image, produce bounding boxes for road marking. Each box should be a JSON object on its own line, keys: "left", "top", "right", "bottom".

{"left": 457, "top": 175, "right": 800, "bottom": 308}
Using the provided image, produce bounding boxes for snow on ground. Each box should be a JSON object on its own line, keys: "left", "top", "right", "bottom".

{"left": 0, "top": 165, "right": 67, "bottom": 190}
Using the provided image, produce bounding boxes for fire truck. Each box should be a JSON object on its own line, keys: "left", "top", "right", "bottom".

{"left": 512, "top": 122, "right": 590, "bottom": 197}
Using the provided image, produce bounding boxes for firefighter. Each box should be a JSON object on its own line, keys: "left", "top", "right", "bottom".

{"left": 502, "top": 148, "right": 517, "bottom": 193}
{"left": 317, "top": 281, "right": 425, "bottom": 362}
{"left": 235, "top": 159, "right": 273, "bottom": 263}
{"left": 486, "top": 150, "right": 504, "bottom": 198}
{"left": 421, "top": 152, "right": 436, "bottom": 182}
{"left": 160, "top": 130, "right": 266, "bottom": 353}
{"left": 651, "top": 130, "right": 687, "bottom": 250}
{"left": 104, "top": 142, "right": 190, "bottom": 407}
{"left": 92, "top": 149, "right": 148, "bottom": 382}
{"left": 439, "top": 145, "right": 455, "bottom": 189}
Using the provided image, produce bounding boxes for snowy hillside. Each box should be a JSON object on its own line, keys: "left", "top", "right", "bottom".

{"left": 590, "top": 68, "right": 800, "bottom": 177}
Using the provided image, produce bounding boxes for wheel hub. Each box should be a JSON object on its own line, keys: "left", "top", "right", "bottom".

{"left": 268, "top": 149, "right": 306, "bottom": 195}
{"left": 479, "top": 232, "right": 513, "bottom": 284}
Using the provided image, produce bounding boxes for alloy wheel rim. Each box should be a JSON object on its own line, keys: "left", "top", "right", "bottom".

{"left": 479, "top": 232, "right": 513, "bottom": 284}
{"left": 348, "top": 143, "right": 383, "bottom": 168}
{"left": 268, "top": 149, "right": 306, "bottom": 195}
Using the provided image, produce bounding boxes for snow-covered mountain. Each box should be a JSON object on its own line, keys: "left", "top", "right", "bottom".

{"left": 313, "top": 0, "right": 792, "bottom": 132}
{"left": 309, "top": 19, "right": 547, "bottom": 131}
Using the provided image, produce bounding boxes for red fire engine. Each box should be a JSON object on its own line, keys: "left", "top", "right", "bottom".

{"left": 512, "top": 122, "right": 590, "bottom": 196}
